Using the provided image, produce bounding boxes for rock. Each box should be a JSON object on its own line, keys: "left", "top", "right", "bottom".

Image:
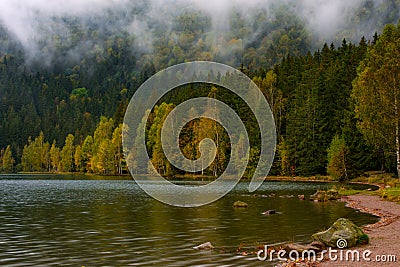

{"left": 311, "top": 218, "right": 368, "bottom": 248}
{"left": 233, "top": 201, "right": 248, "bottom": 208}
{"left": 310, "top": 189, "right": 341, "bottom": 202}
{"left": 310, "top": 190, "right": 327, "bottom": 202}
{"left": 309, "top": 241, "right": 326, "bottom": 251}
{"left": 298, "top": 194, "right": 305, "bottom": 200}
{"left": 193, "top": 242, "right": 214, "bottom": 250}
{"left": 261, "top": 210, "right": 276, "bottom": 215}
{"left": 326, "top": 189, "right": 341, "bottom": 200}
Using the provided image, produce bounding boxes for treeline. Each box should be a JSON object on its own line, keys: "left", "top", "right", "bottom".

{"left": 270, "top": 37, "right": 376, "bottom": 177}
{"left": 2, "top": 24, "right": 399, "bottom": 179}
{"left": 16, "top": 117, "right": 124, "bottom": 175}
{"left": 1, "top": 1, "right": 399, "bottom": 178}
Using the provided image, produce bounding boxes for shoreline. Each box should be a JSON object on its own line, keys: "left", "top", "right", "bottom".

{"left": 277, "top": 194, "right": 400, "bottom": 267}
{"left": 317, "top": 194, "right": 400, "bottom": 266}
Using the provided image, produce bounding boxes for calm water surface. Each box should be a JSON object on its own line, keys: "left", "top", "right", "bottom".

{"left": 0, "top": 175, "right": 378, "bottom": 266}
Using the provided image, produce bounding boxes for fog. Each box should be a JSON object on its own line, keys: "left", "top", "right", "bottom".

{"left": 0, "top": 0, "right": 397, "bottom": 63}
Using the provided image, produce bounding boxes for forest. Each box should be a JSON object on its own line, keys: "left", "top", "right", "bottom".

{"left": 0, "top": 0, "right": 399, "bottom": 180}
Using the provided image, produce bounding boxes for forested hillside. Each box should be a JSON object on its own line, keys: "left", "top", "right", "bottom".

{"left": 0, "top": 0, "right": 399, "bottom": 177}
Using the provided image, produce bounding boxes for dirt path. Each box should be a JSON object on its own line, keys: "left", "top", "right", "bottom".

{"left": 317, "top": 195, "right": 400, "bottom": 267}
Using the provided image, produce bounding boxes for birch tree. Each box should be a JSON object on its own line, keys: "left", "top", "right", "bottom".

{"left": 352, "top": 23, "right": 400, "bottom": 177}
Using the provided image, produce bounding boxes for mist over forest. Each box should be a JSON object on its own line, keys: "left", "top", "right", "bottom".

{"left": 1, "top": 0, "right": 399, "bottom": 68}
{"left": 0, "top": 0, "right": 399, "bottom": 177}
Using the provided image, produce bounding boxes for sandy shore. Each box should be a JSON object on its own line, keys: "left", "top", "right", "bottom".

{"left": 317, "top": 195, "right": 400, "bottom": 267}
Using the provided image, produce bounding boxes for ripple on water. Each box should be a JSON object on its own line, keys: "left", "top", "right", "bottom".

{"left": 0, "top": 178, "right": 378, "bottom": 266}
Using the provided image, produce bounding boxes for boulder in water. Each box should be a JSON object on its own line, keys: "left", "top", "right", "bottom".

{"left": 233, "top": 201, "right": 248, "bottom": 208}
{"left": 311, "top": 218, "right": 368, "bottom": 248}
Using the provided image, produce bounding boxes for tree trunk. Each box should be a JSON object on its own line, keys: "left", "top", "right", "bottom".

{"left": 396, "top": 120, "right": 400, "bottom": 178}
{"left": 395, "top": 95, "right": 400, "bottom": 178}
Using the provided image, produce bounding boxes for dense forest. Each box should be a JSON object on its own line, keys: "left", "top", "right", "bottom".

{"left": 0, "top": 0, "right": 399, "bottom": 179}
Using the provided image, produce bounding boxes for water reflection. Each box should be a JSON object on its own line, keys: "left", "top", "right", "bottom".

{"left": 0, "top": 177, "right": 378, "bottom": 266}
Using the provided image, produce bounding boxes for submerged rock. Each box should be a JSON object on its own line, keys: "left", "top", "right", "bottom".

{"left": 193, "top": 242, "right": 214, "bottom": 250}
{"left": 233, "top": 201, "right": 248, "bottom": 208}
{"left": 326, "top": 189, "right": 341, "bottom": 200}
{"left": 310, "top": 189, "right": 341, "bottom": 202}
{"left": 261, "top": 210, "right": 276, "bottom": 215}
{"left": 311, "top": 218, "right": 368, "bottom": 248}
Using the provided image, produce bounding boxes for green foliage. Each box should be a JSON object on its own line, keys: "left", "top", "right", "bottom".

{"left": 352, "top": 22, "right": 400, "bottom": 177}
{"left": 327, "top": 135, "right": 349, "bottom": 181}
{"left": 380, "top": 188, "right": 400, "bottom": 203}
{"left": 60, "top": 134, "right": 75, "bottom": 172}
{"left": 71, "top": 87, "right": 88, "bottom": 98}
{"left": 357, "top": 234, "right": 370, "bottom": 245}
{"left": 21, "top": 132, "right": 50, "bottom": 172}
{"left": 0, "top": 3, "right": 399, "bottom": 179}
{"left": 277, "top": 137, "right": 290, "bottom": 176}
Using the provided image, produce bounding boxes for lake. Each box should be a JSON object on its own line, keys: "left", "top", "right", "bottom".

{"left": 0, "top": 175, "right": 378, "bottom": 266}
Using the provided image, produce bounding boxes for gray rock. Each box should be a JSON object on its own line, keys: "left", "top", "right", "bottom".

{"left": 193, "top": 242, "right": 214, "bottom": 250}
{"left": 311, "top": 218, "right": 368, "bottom": 248}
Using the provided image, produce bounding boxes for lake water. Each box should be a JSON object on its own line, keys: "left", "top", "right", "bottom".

{"left": 0, "top": 175, "right": 378, "bottom": 266}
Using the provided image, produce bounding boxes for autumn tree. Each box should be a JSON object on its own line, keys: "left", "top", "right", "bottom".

{"left": 352, "top": 23, "right": 400, "bottom": 177}
{"left": 327, "top": 135, "right": 349, "bottom": 181}
{"left": 60, "top": 134, "right": 75, "bottom": 172}
{"left": 1, "top": 145, "right": 15, "bottom": 172}
{"left": 112, "top": 124, "right": 124, "bottom": 174}
{"left": 74, "top": 145, "right": 83, "bottom": 172}
{"left": 81, "top": 135, "right": 94, "bottom": 172}
{"left": 21, "top": 132, "right": 50, "bottom": 172}
{"left": 49, "top": 141, "right": 60, "bottom": 172}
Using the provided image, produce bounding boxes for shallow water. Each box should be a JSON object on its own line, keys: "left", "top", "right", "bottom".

{"left": 0, "top": 175, "right": 378, "bottom": 266}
